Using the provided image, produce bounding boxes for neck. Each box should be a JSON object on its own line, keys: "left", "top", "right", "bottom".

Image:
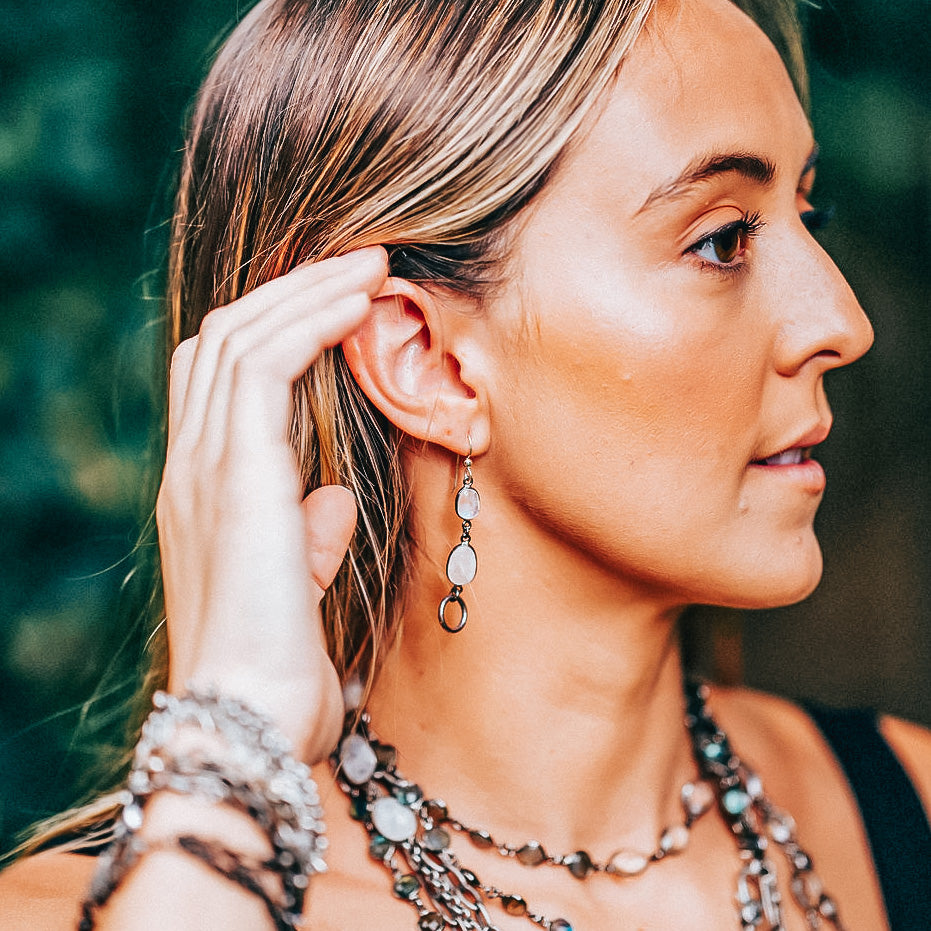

{"left": 366, "top": 467, "right": 695, "bottom": 855}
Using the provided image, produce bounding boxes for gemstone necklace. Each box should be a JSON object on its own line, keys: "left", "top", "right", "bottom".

{"left": 331, "top": 680, "right": 845, "bottom": 931}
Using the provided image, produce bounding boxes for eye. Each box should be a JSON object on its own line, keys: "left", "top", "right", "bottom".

{"left": 687, "top": 211, "right": 764, "bottom": 271}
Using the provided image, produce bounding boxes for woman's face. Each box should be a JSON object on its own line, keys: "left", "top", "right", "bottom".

{"left": 478, "top": 0, "right": 873, "bottom": 609}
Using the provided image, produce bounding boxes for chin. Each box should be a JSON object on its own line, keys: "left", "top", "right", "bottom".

{"left": 715, "top": 537, "right": 824, "bottom": 611}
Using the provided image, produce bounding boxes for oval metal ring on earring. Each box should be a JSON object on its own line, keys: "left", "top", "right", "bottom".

{"left": 438, "top": 589, "right": 468, "bottom": 633}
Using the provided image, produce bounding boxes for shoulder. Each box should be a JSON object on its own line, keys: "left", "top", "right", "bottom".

{"left": 701, "top": 684, "right": 853, "bottom": 818}
{"left": 880, "top": 714, "right": 931, "bottom": 816}
{"left": 704, "top": 684, "right": 830, "bottom": 770}
{"left": 703, "top": 685, "right": 891, "bottom": 927}
{"left": 707, "top": 684, "right": 931, "bottom": 815}
{"left": 0, "top": 849, "right": 95, "bottom": 930}
{"left": 706, "top": 683, "right": 931, "bottom": 774}
{"left": 712, "top": 687, "right": 931, "bottom": 832}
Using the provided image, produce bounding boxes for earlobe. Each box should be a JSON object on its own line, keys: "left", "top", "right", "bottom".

{"left": 341, "top": 278, "right": 488, "bottom": 456}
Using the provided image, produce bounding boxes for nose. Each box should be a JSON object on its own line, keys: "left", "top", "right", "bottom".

{"left": 771, "top": 233, "right": 874, "bottom": 377}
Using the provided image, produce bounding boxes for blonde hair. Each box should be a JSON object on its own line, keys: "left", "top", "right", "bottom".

{"left": 170, "top": 0, "right": 659, "bottom": 689}
{"left": 21, "top": 0, "right": 807, "bottom": 857}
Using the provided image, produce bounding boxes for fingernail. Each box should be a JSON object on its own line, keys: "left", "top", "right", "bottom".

{"left": 347, "top": 245, "right": 387, "bottom": 266}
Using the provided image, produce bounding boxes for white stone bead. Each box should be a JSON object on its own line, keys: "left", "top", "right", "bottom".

{"left": 768, "top": 812, "right": 796, "bottom": 844}
{"left": 446, "top": 543, "right": 477, "bottom": 585}
{"left": 372, "top": 796, "right": 418, "bottom": 842}
{"left": 797, "top": 872, "right": 823, "bottom": 904}
{"left": 122, "top": 803, "right": 144, "bottom": 832}
{"left": 682, "top": 780, "right": 714, "bottom": 817}
{"left": 455, "top": 486, "right": 481, "bottom": 520}
{"left": 659, "top": 824, "right": 690, "bottom": 854}
{"left": 339, "top": 734, "right": 378, "bottom": 785}
{"left": 606, "top": 849, "right": 649, "bottom": 876}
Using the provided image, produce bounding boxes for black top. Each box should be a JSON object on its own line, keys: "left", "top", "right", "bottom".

{"left": 805, "top": 704, "right": 931, "bottom": 931}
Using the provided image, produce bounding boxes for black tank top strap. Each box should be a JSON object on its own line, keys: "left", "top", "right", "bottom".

{"left": 804, "top": 703, "right": 931, "bottom": 930}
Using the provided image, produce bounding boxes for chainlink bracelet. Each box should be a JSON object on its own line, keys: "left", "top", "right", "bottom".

{"left": 79, "top": 688, "right": 326, "bottom": 930}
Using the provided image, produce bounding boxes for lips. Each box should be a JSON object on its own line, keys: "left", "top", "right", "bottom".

{"left": 754, "top": 447, "right": 812, "bottom": 466}
{"left": 751, "top": 422, "right": 831, "bottom": 467}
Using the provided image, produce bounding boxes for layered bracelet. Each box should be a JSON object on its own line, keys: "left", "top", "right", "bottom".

{"left": 79, "top": 688, "right": 327, "bottom": 930}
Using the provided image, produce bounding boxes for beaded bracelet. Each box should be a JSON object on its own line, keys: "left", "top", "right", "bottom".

{"left": 78, "top": 688, "right": 327, "bottom": 930}
{"left": 79, "top": 834, "right": 296, "bottom": 931}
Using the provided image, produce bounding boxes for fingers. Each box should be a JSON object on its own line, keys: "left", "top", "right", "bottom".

{"left": 170, "top": 246, "right": 388, "bottom": 454}
{"left": 301, "top": 485, "right": 359, "bottom": 598}
{"left": 154, "top": 250, "right": 390, "bottom": 756}
{"left": 166, "top": 338, "right": 198, "bottom": 456}
{"left": 157, "top": 252, "right": 386, "bottom": 752}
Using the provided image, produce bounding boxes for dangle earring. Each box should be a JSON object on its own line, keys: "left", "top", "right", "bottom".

{"left": 438, "top": 438, "right": 480, "bottom": 633}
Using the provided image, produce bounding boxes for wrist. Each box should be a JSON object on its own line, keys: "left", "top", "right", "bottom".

{"left": 172, "top": 651, "right": 344, "bottom": 763}
{"left": 80, "top": 688, "right": 327, "bottom": 931}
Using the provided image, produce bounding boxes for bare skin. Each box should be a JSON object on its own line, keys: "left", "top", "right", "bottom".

{"left": 1, "top": 709, "right": 924, "bottom": 930}
{"left": 2, "top": 0, "right": 929, "bottom": 928}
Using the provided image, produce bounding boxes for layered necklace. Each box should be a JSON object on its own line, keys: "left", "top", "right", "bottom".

{"left": 331, "top": 679, "right": 844, "bottom": 931}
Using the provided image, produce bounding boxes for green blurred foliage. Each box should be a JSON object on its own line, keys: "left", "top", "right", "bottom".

{"left": 0, "top": 0, "right": 928, "bottom": 855}
{"left": 0, "top": 0, "right": 234, "bottom": 854}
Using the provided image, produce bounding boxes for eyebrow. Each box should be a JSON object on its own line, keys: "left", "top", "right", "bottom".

{"left": 637, "top": 144, "right": 821, "bottom": 215}
{"left": 637, "top": 151, "right": 777, "bottom": 214}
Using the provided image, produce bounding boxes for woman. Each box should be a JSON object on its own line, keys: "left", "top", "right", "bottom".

{"left": 2, "top": 0, "right": 929, "bottom": 927}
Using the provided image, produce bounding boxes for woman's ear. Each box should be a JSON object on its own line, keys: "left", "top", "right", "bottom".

{"left": 341, "top": 278, "right": 489, "bottom": 456}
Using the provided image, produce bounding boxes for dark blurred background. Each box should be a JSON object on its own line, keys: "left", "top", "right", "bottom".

{"left": 0, "top": 0, "right": 928, "bottom": 856}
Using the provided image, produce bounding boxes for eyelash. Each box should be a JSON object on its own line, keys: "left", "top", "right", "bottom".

{"left": 685, "top": 204, "right": 836, "bottom": 277}
{"left": 686, "top": 211, "right": 765, "bottom": 276}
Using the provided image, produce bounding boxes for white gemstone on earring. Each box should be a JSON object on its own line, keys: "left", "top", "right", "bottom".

{"left": 342, "top": 676, "right": 364, "bottom": 712}
{"left": 438, "top": 445, "right": 479, "bottom": 632}
{"left": 446, "top": 543, "right": 477, "bottom": 585}
{"left": 372, "top": 796, "right": 418, "bottom": 842}
{"left": 455, "top": 486, "right": 481, "bottom": 520}
{"left": 339, "top": 734, "right": 378, "bottom": 785}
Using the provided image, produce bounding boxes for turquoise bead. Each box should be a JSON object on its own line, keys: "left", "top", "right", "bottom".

{"left": 723, "top": 788, "right": 751, "bottom": 815}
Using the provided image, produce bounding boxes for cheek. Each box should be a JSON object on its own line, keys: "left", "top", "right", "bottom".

{"left": 494, "top": 277, "right": 765, "bottom": 486}
{"left": 483, "top": 275, "right": 819, "bottom": 607}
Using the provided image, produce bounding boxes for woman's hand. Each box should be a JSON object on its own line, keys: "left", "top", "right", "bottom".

{"left": 156, "top": 246, "right": 388, "bottom": 763}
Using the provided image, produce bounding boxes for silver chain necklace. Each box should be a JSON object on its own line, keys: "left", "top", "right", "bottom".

{"left": 331, "top": 680, "right": 844, "bottom": 931}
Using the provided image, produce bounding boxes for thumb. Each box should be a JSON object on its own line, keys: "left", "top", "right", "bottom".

{"left": 301, "top": 484, "right": 358, "bottom": 598}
